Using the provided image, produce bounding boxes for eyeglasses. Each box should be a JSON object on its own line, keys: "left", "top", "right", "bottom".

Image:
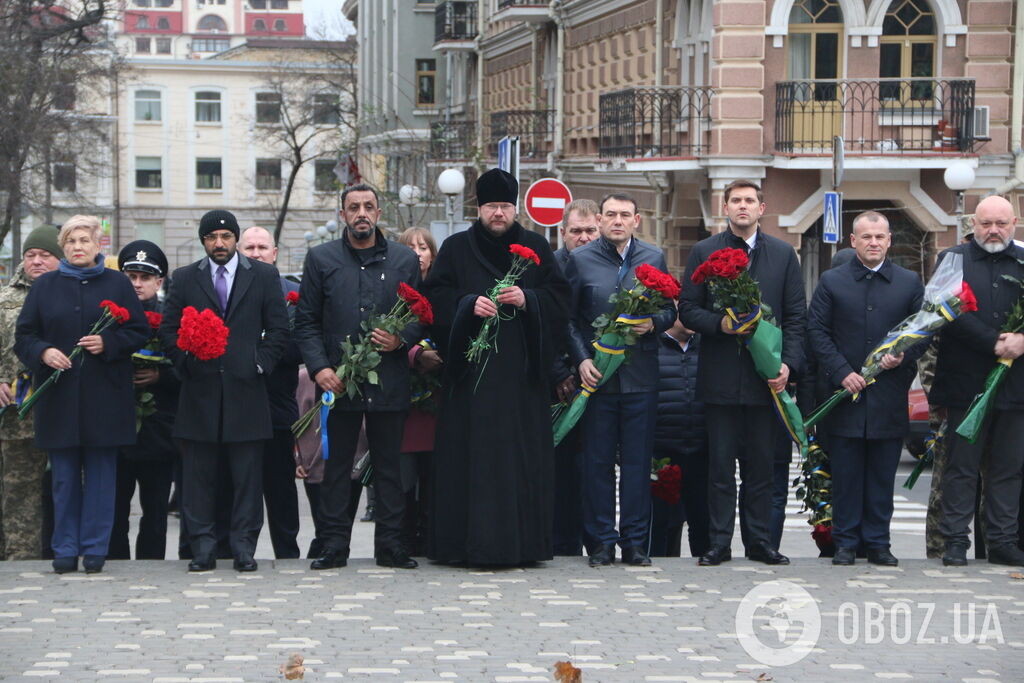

{"left": 481, "top": 203, "right": 515, "bottom": 213}
{"left": 203, "top": 231, "right": 236, "bottom": 243}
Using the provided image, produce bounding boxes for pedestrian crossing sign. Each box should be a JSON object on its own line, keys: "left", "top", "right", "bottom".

{"left": 823, "top": 191, "right": 842, "bottom": 244}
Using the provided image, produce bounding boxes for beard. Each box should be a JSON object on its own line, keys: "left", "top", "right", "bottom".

{"left": 347, "top": 220, "right": 374, "bottom": 241}
{"left": 975, "top": 235, "right": 1009, "bottom": 254}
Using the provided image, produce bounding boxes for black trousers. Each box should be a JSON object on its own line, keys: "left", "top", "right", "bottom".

{"left": 828, "top": 435, "right": 902, "bottom": 550}
{"left": 180, "top": 439, "right": 264, "bottom": 561}
{"left": 551, "top": 425, "right": 583, "bottom": 556}
{"left": 108, "top": 456, "right": 173, "bottom": 560}
{"left": 262, "top": 428, "right": 300, "bottom": 559}
{"left": 705, "top": 404, "right": 774, "bottom": 549}
{"left": 319, "top": 411, "right": 407, "bottom": 556}
{"left": 940, "top": 408, "right": 1024, "bottom": 548}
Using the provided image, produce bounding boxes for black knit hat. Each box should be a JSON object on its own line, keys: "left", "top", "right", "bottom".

{"left": 198, "top": 210, "right": 240, "bottom": 241}
{"left": 476, "top": 168, "right": 519, "bottom": 206}
{"left": 119, "top": 239, "right": 168, "bottom": 277}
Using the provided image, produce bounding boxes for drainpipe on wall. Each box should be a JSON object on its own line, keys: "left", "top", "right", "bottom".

{"left": 655, "top": 0, "right": 664, "bottom": 89}
{"left": 550, "top": 0, "right": 565, "bottom": 175}
{"left": 476, "top": 0, "right": 485, "bottom": 172}
{"left": 990, "top": 2, "right": 1024, "bottom": 196}
{"left": 644, "top": 171, "right": 670, "bottom": 248}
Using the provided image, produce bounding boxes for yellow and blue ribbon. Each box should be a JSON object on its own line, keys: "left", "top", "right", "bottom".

{"left": 319, "top": 390, "right": 335, "bottom": 460}
{"left": 592, "top": 339, "right": 626, "bottom": 355}
{"left": 724, "top": 306, "right": 762, "bottom": 334}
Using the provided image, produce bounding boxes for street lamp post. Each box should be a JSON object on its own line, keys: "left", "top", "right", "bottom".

{"left": 943, "top": 161, "right": 976, "bottom": 243}
{"left": 398, "top": 184, "right": 422, "bottom": 226}
{"left": 437, "top": 168, "right": 466, "bottom": 240}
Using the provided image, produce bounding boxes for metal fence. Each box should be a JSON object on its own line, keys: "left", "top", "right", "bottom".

{"left": 489, "top": 109, "right": 555, "bottom": 159}
{"left": 430, "top": 119, "right": 476, "bottom": 161}
{"left": 434, "top": 1, "right": 477, "bottom": 43}
{"left": 774, "top": 78, "right": 977, "bottom": 154}
{"left": 599, "top": 86, "right": 714, "bottom": 158}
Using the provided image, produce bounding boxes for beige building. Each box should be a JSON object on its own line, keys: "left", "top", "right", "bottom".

{"left": 423, "top": 0, "right": 1023, "bottom": 287}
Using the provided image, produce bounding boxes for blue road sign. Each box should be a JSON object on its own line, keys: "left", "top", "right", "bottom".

{"left": 823, "top": 191, "right": 842, "bottom": 245}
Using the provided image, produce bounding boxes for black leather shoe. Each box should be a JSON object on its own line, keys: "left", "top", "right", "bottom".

{"left": 588, "top": 544, "right": 615, "bottom": 567}
{"left": 942, "top": 542, "right": 968, "bottom": 567}
{"left": 83, "top": 555, "right": 105, "bottom": 574}
{"left": 698, "top": 545, "right": 732, "bottom": 566}
{"left": 832, "top": 547, "right": 856, "bottom": 566}
{"left": 188, "top": 557, "right": 216, "bottom": 572}
{"left": 748, "top": 544, "right": 790, "bottom": 565}
{"left": 621, "top": 546, "right": 652, "bottom": 566}
{"left": 310, "top": 549, "right": 348, "bottom": 570}
{"left": 233, "top": 556, "right": 258, "bottom": 572}
{"left": 52, "top": 557, "right": 78, "bottom": 574}
{"left": 987, "top": 543, "right": 1024, "bottom": 567}
{"left": 867, "top": 547, "right": 899, "bottom": 566}
{"left": 376, "top": 548, "right": 418, "bottom": 569}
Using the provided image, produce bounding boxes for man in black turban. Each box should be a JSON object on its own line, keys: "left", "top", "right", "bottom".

{"left": 423, "top": 168, "right": 571, "bottom": 566}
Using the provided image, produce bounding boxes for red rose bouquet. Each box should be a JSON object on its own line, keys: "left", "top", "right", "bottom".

{"left": 956, "top": 276, "right": 1024, "bottom": 443}
{"left": 650, "top": 458, "right": 682, "bottom": 505}
{"left": 292, "top": 282, "right": 432, "bottom": 438}
{"left": 805, "top": 253, "right": 978, "bottom": 430}
{"left": 466, "top": 244, "right": 540, "bottom": 370}
{"left": 176, "top": 306, "right": 230, "bottom": 361}
{"left": 691, "top": 247, "right": 806, "bottom": 448}
{"left": 285, "top": 290, "right": 300, "bottom": 306}
{"left": 552, "top": 263, "right": 680, "bottom": 446}
{"left": 132, "top": 310, "right": 170, "bottom": 431}
{"left": 18, "top": 300, "right": 132, "bottom": 419}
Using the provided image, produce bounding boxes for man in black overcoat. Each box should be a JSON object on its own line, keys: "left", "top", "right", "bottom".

{"left": 159, "top": 210, "right": 289, "bottom": 572}
{"left": 807, "top": 211, "right": 924, "bottom": 566}
{"left": 293, "top": 184, "right": 422, "bottom": 571}
{"left": 930, "top": 195, "right": 1024, "bottom": 567}
{"left": 424, "top": 168, "right": 570, "bottom": 566}
{"left": 679, "top": 179, "right": 805, "bottom": 566}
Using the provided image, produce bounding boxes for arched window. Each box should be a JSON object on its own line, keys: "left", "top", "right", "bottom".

{"left": 197, "top": 14, "right": 227, "bottom": 32}
{"left": 136, "top": 15, "right": 150, "bottom": 29}
{"left": 788, "top": 0, "right": 843, "bottom": 100}
{"left": 879, "top": 0, "right": 936, "bottom": 100}
{"left": 156, "top": 17, "right": 170, "bottom": 29}
{"left": 252, "top": 18, "right": 267, "bottom": 31}
{"left": 273, "top": 19, "right": 286, "bottom": 32}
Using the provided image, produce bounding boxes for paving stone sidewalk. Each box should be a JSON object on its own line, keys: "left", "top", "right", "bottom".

{"left": 1, "top": 558, "right": 1021, "bottom": 682}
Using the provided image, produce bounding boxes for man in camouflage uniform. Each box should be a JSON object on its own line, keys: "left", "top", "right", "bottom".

{"left": 0, "top": 226, "right": 62, "bottom": 559}
{"left": 918, "top": 340, "right": 947, "bottom": 558}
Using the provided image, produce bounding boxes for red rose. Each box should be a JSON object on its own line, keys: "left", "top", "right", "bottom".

{"left": 957, "top": 281, "right": 978, "bottom": 313}
{"left": 145, "top": 311, "right": 163, "bottom": 330}
{"left": 635, "top": 263, "right": 681, "bottom": 299}
{"left": 285, "top": 291, "right": 300, "bottom": 305}
{"left": 690, "top": 262, "right": 710, "bottom": 285}
{"left": 397, "top": 282, "right": 434, "bottom": 325}
{"left": 509, "top": 244, "right": 541, "bottom": 265}
{"left": 650, "top": 464, "right": 682, "bottom": 505}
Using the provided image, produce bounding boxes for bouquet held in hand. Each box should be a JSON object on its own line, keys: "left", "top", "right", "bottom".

{"left": 552, "top": 263, "right": 680, "bottom": 446}
{"left": 132, "top": 310, "right": 171, "bottom": 431}
{"left": 805, "top": 253, "right": 978, "bottom": 430}
{"left": 466, "top": 244, "right": 540, "bottom": 368}
{"left": 176, "top": 306, "right": 230, "bottom": 361}
{"left": 293, "top": 283, "right": 432, "bottom": 439}
{"left": 19, "top": 300, "right": 131, "bottom": 419}
{"left": 691, "top": 247, "right": 807, "bottom": 448}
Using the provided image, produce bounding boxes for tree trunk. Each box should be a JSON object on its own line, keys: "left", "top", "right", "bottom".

{"left": 274, "top": 161, "right": 303, "bottom": 245}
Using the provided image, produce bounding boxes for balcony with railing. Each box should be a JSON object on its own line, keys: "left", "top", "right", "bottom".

{"left": 599, "top": 86, "right": 714, "bottom": 159}
{"left": 434, "top": 1, "right": 477, "bottom": 48}
{"left": 775, "top": 78, "right": 978, "bottom": 155}
{"left": 492, "top": 0, "right": 551, "bottom": 23}
{"left": 430, "top": 119, "right": 476, "bottom": 161}
{"left": 489, "top": 109, "right": 555, "bottom": 159}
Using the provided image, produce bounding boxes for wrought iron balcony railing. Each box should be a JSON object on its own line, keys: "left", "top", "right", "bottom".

{"left": 430, "top": 119, "right": 476, "bottom": 161}
{"left": 497, "top": 0, "right": 548, "bottom": 8}
{"left": 434, "top": 1, "right": 477, "bottom": 43}
{"left": 775, "top": 78, "right": 977, "bottom": 154}
{"left": 599, "top": 86, "right": 714, "bottom": 158}
{"left": 489, "top": 109, "right": 555, "bottom": 159}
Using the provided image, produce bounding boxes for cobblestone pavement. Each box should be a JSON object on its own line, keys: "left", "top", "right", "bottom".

{"left": 1, "top": 557, "right": 1022, "bottom": 682}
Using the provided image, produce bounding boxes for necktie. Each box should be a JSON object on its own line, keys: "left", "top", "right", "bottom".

{"left": 215, "top": 265, "right": 228, "bottom": 313}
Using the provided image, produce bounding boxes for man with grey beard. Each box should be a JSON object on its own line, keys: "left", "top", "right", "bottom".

{"left": 930, "top": 195, "right": 1024, "bottom": 567}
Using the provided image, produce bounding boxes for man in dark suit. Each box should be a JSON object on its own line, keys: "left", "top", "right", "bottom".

{"left": 679, "top": 179, "right": 805, "bottom": 566}
{"left": 931, "top": 195, "right": 1024, "bottom": 567}
{"left": 159, "top": 210, "right": 289, "bottom": 572}
{"left": 807, "top": 211, "right": 925, "bottom": 566}
{"left": 239, "top": 225, "right": 303, "bottom": 559}
{"left": 550, "top": 198, "right": 599, "bottom": 557}
{"left": 293, "top": 184, "right": 422, "bottom": 571}
{"left": 566, "top": 193, "right": 677, "bottom": 567}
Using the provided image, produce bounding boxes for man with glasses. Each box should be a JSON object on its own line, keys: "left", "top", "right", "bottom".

{"left": 930, "top": 195, "right": 1024, "bottom": 567}
{"left": 159, "top": 210, "right": 289, "bottom": 572}
{"left": 424, "top": 168, "right": 570, "bottom": 566}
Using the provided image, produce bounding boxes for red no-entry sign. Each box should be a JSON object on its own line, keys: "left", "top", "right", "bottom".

{"left": 524, "top": 178, "right": 573, "bottom": 227}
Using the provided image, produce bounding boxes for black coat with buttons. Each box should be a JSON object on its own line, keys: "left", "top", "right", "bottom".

{"left": 930, "top": 240, "right": 1024, "bottom": 410}
{"left": 807, "top": 257, "right": 924, "bottom": 438}
{"left": 15, "top": 266, "right": 149, "bottom": 450}
{"left": 293, "top": 228, "right": 422, "bottom": 412}
{"left": 158, "top": 253, "right": 290, "bottom": 442}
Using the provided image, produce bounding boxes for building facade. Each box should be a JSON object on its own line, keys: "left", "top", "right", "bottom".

{"left": 415, "top": 0, "right": 1023, "bottom": 287}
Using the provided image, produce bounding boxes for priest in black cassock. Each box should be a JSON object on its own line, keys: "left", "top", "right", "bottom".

{"left": 424, "top": 168, "right": 570, "bottom": 566}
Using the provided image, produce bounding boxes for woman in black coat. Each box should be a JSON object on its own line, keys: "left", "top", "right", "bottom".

{"left": 14, "top": 215, "right": 148, "bottom": 574}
